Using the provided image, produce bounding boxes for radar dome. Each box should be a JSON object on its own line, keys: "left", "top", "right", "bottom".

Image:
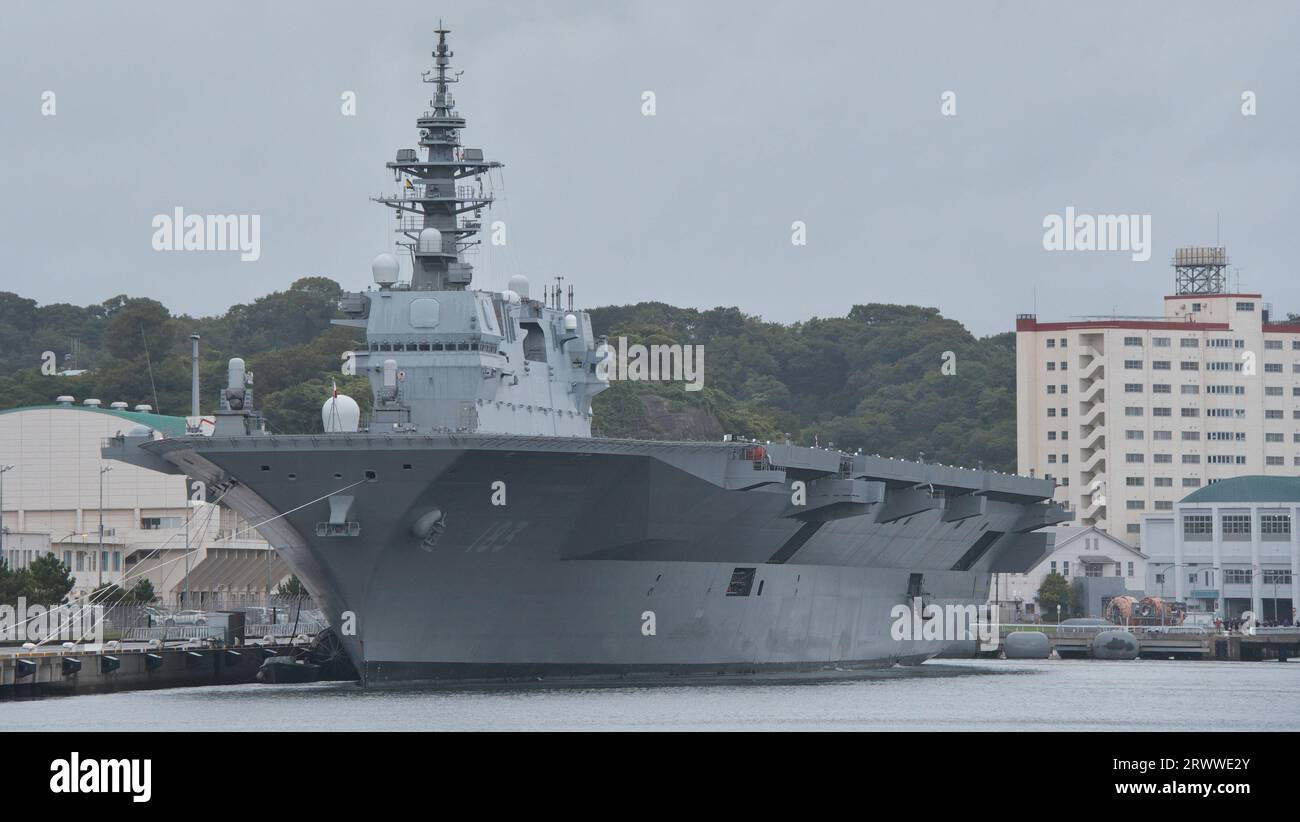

{"left": 502, "top": 290, "right": 521, "bottom": 305}
{"left": 126, "top": 424, "right": 154, "bottom": 437}
{"left": 417, "top": 227, "right": 443, "bottom": 254}
{"left": 322, "top": 393, "right": 361, "bottom": 433}
{"left": 563, "top": 313, "right": 578, "bottom": 332}
{"left": 371, "top": 253, "right": 400, "bottom": 285}
{"left": 507, "top": 274, "right": 530, "bottom": 300}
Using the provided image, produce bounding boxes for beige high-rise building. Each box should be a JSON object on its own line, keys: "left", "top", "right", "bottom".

{"left": 1017, "top": 248, "right": 1300, "bottom": 547}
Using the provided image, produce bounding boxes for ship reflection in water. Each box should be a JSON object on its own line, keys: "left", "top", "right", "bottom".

{"left": 2, "top": 660, "right": 1296, "bottom": 731}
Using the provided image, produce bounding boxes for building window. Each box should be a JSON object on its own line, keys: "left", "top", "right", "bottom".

{"left": 1126, "top": 500, "right": 1145, "bottom": 509}
{"left": 1153, "top": 337, "right": 1171, "bottom": 347}
{"left": 140, "top": 517, "right": 183, "bottom": 530}
{"left": 1263, "top": 569, "right": 1293, "bottom": 585}
{"left": 1153, "top": 454, "right": 1172, "bottom": 463}
{"left": 1125, "top": 477, "right": 1145, "bottom": 487}
{"left": 1183, "top": 514, "right": 1212, "bottom": 536}
{"left": 1124, "top": 337, "right": 1143, "bottom": 346}
{"left": 1127, "top": 562, "right": 1134, "bottom": 577}
{"left": 1153, "top": 430, "right": 1171, "bottom": 441}
{"left": 1154, "top": 477, "right": 1173, "bottom": 486}
{"left": 1182, "top": 477, "right": 1201, "bottom": 487}
{"left": 1126, "top": 453, "right": 1144, "bottom": 463}
{"left": 1181, "top": 338, "right": 1200, "bottom": 348}
{"left": 1125, "top": 360, "right": 1143, "bottom": 369}
{"left": 1046, "top": 339, "right": 1056, "bottom": 348}
{"left": 1224, "top": 569, "right": 1252, "bottom": 584}
{"left": 1125, "top": 383, "right": 1143, "bottom": 392}
{"left": 1152, "top": 361, "right": 1171, "bottom": 370}
{"left": 1062, "top": 561, "right": 1069, "bottom": 577}
{"left": 1180, "top": 361, "right": 1199, "bottom": 370}
{"left": 1221, "top": 514, "right": 1251, "bottom": 536}
{"left": 1086, "top": 564, "right": 1103, "bottom": 578}
{"left": 1264, "top": 340, "right": 1283, "bottom": 350}
{"left": 1153, "top": 384, "right": 1171, "bottom": 393}
{"left": 1125, "top": 430, "right": 1144, "bottom": 440}
{"left": 1235, "top": 302, "right": 1255, "bottom": 311}
{"left": 1261, "top": 514, "right": 1291, "bottom": 535}
{"left": 1182, "top": 431, "right": 1200, "bottom": 441}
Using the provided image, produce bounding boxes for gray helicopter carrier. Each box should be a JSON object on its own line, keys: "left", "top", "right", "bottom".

{"left": 106, "top": 27, "right": 1069, "bottom": 685}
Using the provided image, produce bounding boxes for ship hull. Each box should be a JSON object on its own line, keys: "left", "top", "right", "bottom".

{"left": 116, "top": 433, "right": 1059, "bottom": 685}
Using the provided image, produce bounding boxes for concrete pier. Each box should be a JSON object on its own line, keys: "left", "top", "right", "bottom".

{"left": 0, "top": 643, "right": 303, "bottom": 699}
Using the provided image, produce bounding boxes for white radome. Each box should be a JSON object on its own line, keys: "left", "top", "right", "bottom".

{"left": 507, "top": 274, "right": 530, "bottom": 300}
{"left": 322, "top": 393, "right": 361, "bottom": 433}
{"left": 371, "top": 252, "right": 400, "bottom": 285}
{"left": 417, "top": 227, "right": 443, "bottom": 253}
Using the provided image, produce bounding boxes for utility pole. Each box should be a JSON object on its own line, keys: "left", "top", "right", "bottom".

{"left": 0, "top": 465, "right": 14, "bottom": 564}
{"left": 190, "top": 334, "right": 201, "bottom": 420}
{"left": 98, "top": 465, "right": 112, "bottom": 588}
{"left": 184, "top": 485, "right": 191, "bottom": 609}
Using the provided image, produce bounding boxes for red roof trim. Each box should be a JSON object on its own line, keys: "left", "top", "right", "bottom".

{"left": 1017, "top": 318, "right": 1231, "bottom": 332}
{"left": 1263, "top": 324, "right": 1300, "bottom": 334}
{"left": 1162, "top": 293, "right": 1262, "bottom": 300}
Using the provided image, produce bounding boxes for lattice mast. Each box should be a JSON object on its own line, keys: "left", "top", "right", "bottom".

{"left": 372, "top": 25, "right": 503, "bottom": 290}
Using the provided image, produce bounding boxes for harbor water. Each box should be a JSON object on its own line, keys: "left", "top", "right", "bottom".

{"left": 2, "top": 658, "right": 1297, "bottom": 731}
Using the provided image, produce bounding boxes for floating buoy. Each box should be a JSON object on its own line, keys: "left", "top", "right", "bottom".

{"left": 1092, "top": 629, "right": 1140, "bottom": 660}
{"left": 1004, "top": 631, "right": 1051, "bottom": 659}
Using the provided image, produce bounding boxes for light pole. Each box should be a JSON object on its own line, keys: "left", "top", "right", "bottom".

{"left": 0, "top": 464, "right": 14, "bottom": 564}
{"left": 98, "top": 465, "right": 112, "bottom": 588}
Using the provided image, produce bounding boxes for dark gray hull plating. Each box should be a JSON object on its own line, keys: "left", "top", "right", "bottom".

{"left": 118, "top": 433, "right": 1064, "bottom": 685}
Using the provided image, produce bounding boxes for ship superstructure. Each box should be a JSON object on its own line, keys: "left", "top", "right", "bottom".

{"left": 107, "top": 27, "right": 1069, "bottom": 685}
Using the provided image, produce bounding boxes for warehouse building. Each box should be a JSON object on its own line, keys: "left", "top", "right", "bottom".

{"left": 1141, "top": 475, "right": 1300, "bottom": 624}
{"left": 0, "top": 399, "right": 285, "bottom": 604}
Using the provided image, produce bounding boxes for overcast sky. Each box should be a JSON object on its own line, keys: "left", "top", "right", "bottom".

{"left": 2, "top": 0, "right": 1297, "bottom": 336}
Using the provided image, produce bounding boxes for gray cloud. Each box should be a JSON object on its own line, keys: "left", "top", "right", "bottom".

{"left": 1, "top": 0, "right": 1297, "bottom": 336}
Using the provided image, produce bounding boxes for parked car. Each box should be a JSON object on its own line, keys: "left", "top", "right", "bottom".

{"left": 163, "top": 610, "right": 208, "bottom": 627}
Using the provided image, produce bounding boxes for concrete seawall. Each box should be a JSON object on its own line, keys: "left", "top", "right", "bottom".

{"left": 0, "top": 645, "right": 284, "bottom": 699}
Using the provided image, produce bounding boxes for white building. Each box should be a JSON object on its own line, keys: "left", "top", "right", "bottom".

{"left": 991, "top": 525, "right": 1147, "bottom": 620}
{"left": 1141, "top": 475, "right": 1299, "bottom": 624}
{"left": 0, "top": 400, "right": 282, "bottom": 604}
{"left": 1017, "top": 247, "right": 1300, "bottom": 546}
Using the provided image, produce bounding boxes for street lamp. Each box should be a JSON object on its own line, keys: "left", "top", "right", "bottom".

{"left": 0, "top": 465, "right": 14, "bottom": 563}
{"left": 98, "top": 465, "right": 112, "bottom": 588}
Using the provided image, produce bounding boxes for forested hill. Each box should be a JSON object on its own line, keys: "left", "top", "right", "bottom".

{"left": 0, "top": 282, "right": 1017, "bottom": 472}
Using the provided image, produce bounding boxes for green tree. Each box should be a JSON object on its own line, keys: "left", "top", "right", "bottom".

{"left": 0, "top": 557, "right": 27, "bottom": 604}
{"left": 1037, "top": 572, "right": 1071, "bottom": 622}
{"left": 127, "top": 578, "right": 156, "bottom": 605}
{"left": 276, "top": 575, "right": 307, "bottom": 597}
{"left": 23, "top": 553, "right": 76, "bottom": 605}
